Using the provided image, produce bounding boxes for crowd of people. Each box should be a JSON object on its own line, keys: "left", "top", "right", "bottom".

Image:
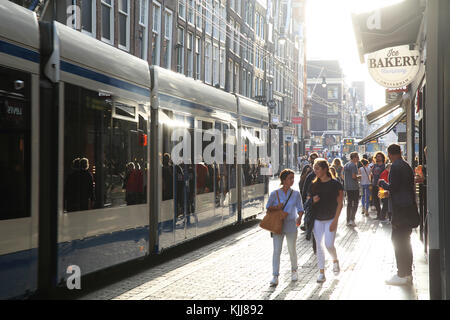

{"left": 266, "top": 143, "right": 420, "bottom": 288}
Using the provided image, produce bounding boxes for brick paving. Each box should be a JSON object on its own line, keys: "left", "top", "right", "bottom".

{"left": 80, "top": 175, "right": 429, "bottom": 300}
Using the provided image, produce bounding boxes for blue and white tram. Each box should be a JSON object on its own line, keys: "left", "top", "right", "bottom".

{"left": 0, "top": 2, "right": 40, "bottom": 300}
{"left": 0, "top": 0, "right": 269, "bottom": 299}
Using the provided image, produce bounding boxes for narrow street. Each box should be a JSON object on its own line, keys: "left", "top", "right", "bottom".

{"left": 79, "top": 175, "right": 429, "bottom": 300}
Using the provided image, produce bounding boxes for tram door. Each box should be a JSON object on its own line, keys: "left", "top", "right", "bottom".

{"left": 222, "top": 122, "right": 237, "bottom": 225}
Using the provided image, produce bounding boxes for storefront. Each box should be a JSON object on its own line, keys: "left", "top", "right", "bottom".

{"left": 352, "top": 0, "right": 450, "bottom": 299}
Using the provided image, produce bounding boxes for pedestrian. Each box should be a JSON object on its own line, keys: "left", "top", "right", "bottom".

{"left": 299, "top": 152, "right": 319, "bottom": 253}
{"left": 359, "top": 158, "right": 371, "bottom": 216}
{"left": 343, "top": 152, "right": 360, "bottom": 227}
{"left": 331, "top": 158, "right": 344, "bottom": 185}
{"left": 371, "top": 152, "right": 387, "bottom": 220}
{"left": 379, "top": 144, "right": 419, "bottom": 286}
{"left": 379, "top": 163, "right": 392, "bottom": 223}
{"left": 308, "top": 158, "right": 344, "bottom": 283}
{"left": 266, "top": 169, "right": 304, "bottom": 287}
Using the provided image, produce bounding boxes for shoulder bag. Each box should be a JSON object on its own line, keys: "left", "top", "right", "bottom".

{"left": 260, "top": 190, "right": 293, "bottom": 234}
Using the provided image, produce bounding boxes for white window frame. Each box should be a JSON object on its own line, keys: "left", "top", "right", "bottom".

{"left": 205, "top": 41, "right": 212, "bottom": 84}
{"left": 152, "top": 1, "right": 162, "bottom": 66}
{"left": 212, "top": 43, "right": 219, "bottom": 85}
{"left": 195, "top": 36, "right": 201, "bottom": 79}
{"left": 234, "top": 22, "right": 240, "bottom": 56}
{"left": 101, "top": 0, "right": 114, "bottom": 44}
{"left": 187, "top": 0, "right": 195, "bottom": 25}
{"left": 118, "top": 0, "right": 131, "bottom": 51}
{"left": 196, "top": 0, "right": 203, "bottom": 31}
{"left": 178, "top": 0, "right": 186, "bottom": 21}
{"left": 164, "top": 8, "right": 173, "bottom": 69}
{"left": 177, "top": 27, "right": 185, "bottom": 74}
{"left": 187, "top": 32, "right": 194, "bottom": 78}
{"left": 139, "top": 0, "right": 149, "bottom": 60}
{"left": 219, "top": 47, "right": 225, "bottom": 88}
{"left": 81, "top": 0, "right": 96, "bottom": 37}
{"left": 205, "top": 0, "right": 212, "bottom": 36}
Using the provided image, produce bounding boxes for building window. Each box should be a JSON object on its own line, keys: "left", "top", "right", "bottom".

{"left": 139, "top": 0, "right": 149, "bottom": 60}
{"left": 187, "top": 32, "right": 194, "bottom": 78}
{"left": 213, "top": 1, "right": 219, "bottom": 40}
{"left": 242, "top": 69, "right": 247, "bottom": 96}
{"left": 212, "top": 44, "right": 219, "bottom": 85}
{"left": 195, "top": 37, "right": 201, "bottom": 79}
{"left": 327, "top": 86, "right": 339, "bottom": 100}
{"left": 235, "top": 0, "right": 241, "bottom": 16}
{"left": 234, "top": 63, "right": 239, "bottom": 94}
{"left": 219, "top": 47, "right": 225, "bottom": 88}
{"left": 205, "top": 41, "right": 212, "bottom": 84}
{"left": 177, "top": 27, "right": 185, "bottom": 74}
{"left": 228, "top": 60, "right": 233, "bottom": 92}
{"left": 196, "top": 0, "right": 202, "bottom": 30}
{"left": 152, "top": 1, "right": 161, "bottom": 66}
{"left": 205, "top": 0, "right": 212, "bottom": 35}
{"left": 234, "top": 22, "right": 240, "bottom": 56}
{"left": 164, "top": 9, "right": 172, "bottom": 68}
{"left": 118, "top": 0, "right": 130, "bottom": 51}
{"left": 178, "top": 0, "right": 186, "bottom": 20}
{"left": 230, "top": 18, "right": 235, "bottom": 53}
{"left": 101, "top": 0, "right": 114, "bottom": 44}
{"left": 220, "top": 4, "right": 226, "bottom": 43}
{"left": 327, "top": 103, "right": 339, "bottom": 115}
{"left": 187, "top": 0, "right": 194, "bottom": 24}
{"left": 327, "top": 118, "right": 339, "bottom": 131}
{"left": 81, "top": 0, "right": 96, "bottom": 37}
{"left": 247, "top": 72, "right": 252, "bottom": 97}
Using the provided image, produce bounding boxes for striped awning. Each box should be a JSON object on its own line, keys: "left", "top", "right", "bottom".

{"left": 359, "top": 111, "right": 406, "bottom": 145}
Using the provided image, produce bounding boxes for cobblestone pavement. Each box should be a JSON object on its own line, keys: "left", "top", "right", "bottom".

{"left": 80, "top": 175, "right": 429, "bottom": 300}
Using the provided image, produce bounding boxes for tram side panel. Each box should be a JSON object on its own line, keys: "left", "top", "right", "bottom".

{"left": 0, "top": 1, "right": 40, "bottom": 299}
{"left": 54, "top": 22, "right": 151, "bottom": 284}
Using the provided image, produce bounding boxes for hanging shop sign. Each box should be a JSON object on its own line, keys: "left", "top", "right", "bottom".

{"left": 367, "top": 45, "right": 420, "bottom": 88}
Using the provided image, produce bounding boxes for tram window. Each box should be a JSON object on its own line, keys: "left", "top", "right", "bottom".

{"left": 0, "top": 66, "right": 31, "bottom": 220}
{"left": 64, "top": 84, "right": 147, "bottom": 212}
{"left": 161, "top": 109, "right": 174, "bottom": 201}
{"left": 196, "top": 120, "right": 214, "bottom": 195}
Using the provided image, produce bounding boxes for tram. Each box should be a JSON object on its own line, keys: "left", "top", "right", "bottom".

{"left": 0, "top": 1, "right": 269, "bottom": 299}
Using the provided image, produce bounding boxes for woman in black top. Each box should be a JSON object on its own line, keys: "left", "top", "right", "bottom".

{"left": 308, "top": 158, "right": 344, "bottom": 283}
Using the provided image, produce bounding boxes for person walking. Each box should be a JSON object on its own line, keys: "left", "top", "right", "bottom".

{"left": 379, "top": 144, "right": 419, "bottom": 286}
{"left": 307, "top": 159, "right": 344, "bottom": 283}
{"left": 359, "top": 158, "right": 371, "bottom": 216}
{"left": 343, "top": 152, "right": 360, "bottom": 227}
{"left": 371, "top": 152, "right": 386, "bottom": 219}
{"left": 331, "top": 158, "right": 344, "bottom": 185}
{"left": 266, "top": 169, "right": 304, "bottom": 287}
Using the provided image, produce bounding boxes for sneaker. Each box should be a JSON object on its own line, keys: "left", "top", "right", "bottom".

{"left": 291, "top": 271, "right": 298, "bottom": 282}
{"left": 317, "top": 273, "right": 326, "bottom": 283}
{"left": 385, "top": 274, "right": 412, "bottom": 286}
{"left": 269, "top": 276, "right": 279, "bottom": 287}
{"left": 381, "top": 218, "right": 389, "bottom": 224}
{"left": 333, "top": 261, "right": 340, "bottom": 275}
{"left": 347, "top": 221, "right": 352, "bottom": 227}
{"left": 350, "top": 220, "right": 356, "bottom": 227}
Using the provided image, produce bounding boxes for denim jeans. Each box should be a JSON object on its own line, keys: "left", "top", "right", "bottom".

{"left": 361, "top": 185, "right": 370, "bottom": 211}
{"left": 272, "top": 231, "right": 298, "bottom": 276}
{"left": 346, "top": 190, "right": 359, "bottom": 222}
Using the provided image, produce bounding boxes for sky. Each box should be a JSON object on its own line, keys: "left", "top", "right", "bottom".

{"left": 305, "top": 0, "right": 405, "bottom": 108}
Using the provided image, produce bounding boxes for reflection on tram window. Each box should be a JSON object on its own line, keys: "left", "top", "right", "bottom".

{"left": 0, "top": 66, "right": 31, "bottom": 220}
{"left": 64, "top": 84, "right": 147, "bottom": 212}
{"left": 196, "top": 120, "right": 213, "bottom": 195}
{"left": 242, "top": 127, "right": 266, "bottom": 186}
{"left": 161, "top": 109, "right": 174, "bottom": 201}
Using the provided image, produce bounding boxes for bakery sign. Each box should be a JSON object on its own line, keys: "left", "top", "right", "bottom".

{"left": 367, "top": 45, "right": 420, "bottom": 88}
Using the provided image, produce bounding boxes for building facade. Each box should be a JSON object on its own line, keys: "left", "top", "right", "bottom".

{"left": 22, "top": 0, "right": 307, "bottom": 171}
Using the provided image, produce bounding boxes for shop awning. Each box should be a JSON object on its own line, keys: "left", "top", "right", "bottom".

{"left": 359, "top": 111, "right": 406, "bottom": 145}
{"left": 366, "top": 97, "right": 403, "bottom": 124}
{"left": 351, "top": 0, "right": 424, "bottom": 63}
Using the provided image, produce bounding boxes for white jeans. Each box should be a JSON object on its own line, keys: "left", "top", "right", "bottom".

{"left": 313, "top": 219, "right": 338, "bottom": 270}
{"left": 272, "top": 231, "right": 298, "bottom": 276}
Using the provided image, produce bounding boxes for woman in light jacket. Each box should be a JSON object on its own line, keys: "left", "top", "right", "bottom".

{"left": 266, "top": 169, "right": 304, "bottom": 287}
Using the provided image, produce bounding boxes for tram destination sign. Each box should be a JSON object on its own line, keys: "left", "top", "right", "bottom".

{"left": 367, "top": 45, "right": 420, "bottom": 88}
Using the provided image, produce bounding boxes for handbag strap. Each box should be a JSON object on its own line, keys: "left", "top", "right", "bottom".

{"left": 276, "top": 189, "right": 293, "bottom": 210}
